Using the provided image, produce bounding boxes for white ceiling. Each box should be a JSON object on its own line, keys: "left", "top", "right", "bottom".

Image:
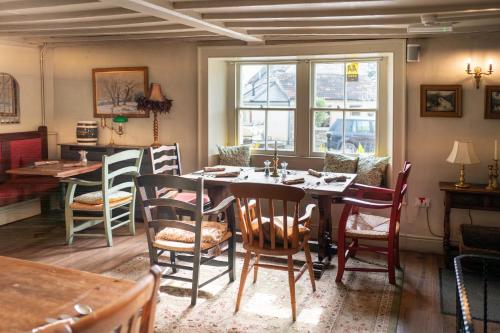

{"left": 0, "top": 0, "right": 499, "bottom": 45}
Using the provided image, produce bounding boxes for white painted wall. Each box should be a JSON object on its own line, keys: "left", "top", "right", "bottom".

{"left": 405, "top": 32, "right": 500, "bottom": 251}
{"left": 51, "top": 41, "right": 199, "bottom": 172}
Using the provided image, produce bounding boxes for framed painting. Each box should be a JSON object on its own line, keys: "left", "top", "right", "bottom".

{"left": 485, "top": 85, "right": 500, "bottom": 119}
{"left": 92, "top": 67, "right": 149, "bottom": 118}
{"left": 420, "top": 85, "right": 462, "bottom": 118}
{"left": 0, "top": 72, "right": 19, "bottom": 123}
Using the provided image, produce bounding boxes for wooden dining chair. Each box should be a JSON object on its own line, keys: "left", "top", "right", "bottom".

{"left": 64, "top": 149, "right": 143, "bottom": 247}
{"left": 230, "top": 183, "right": 316, "bottom": 321}
{"left": 335, "top": 161, "right": 411, "bottom": 285}
{"left": 34, "top": 266, "right": 161, "bottom": 333}
{"left": 149, "top": 144, "right": 211, "bottom": 219}
{"left": 134, "top": 174, "right": 236, "bottom": 306}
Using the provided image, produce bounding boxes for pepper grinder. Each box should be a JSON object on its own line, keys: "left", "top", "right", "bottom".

{"left": 79, "top": 150, "right": 88, "bottom": 164}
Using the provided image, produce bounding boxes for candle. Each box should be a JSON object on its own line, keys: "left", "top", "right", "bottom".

{"left": 495, "top": 140, "right": 498, "bottom": 160}
{"left": 275, "top": 140, "right": 277, "bottom": 152}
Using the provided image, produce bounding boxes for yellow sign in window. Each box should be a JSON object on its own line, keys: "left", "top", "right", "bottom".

{"left": 346, "top": 62, "right": 359, "bottom": 81}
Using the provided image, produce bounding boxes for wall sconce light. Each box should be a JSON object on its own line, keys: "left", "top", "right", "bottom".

{"left": 466, "top": 58, "right": 493, "bottom": 89}
{"left": 100, "top": 115, "right": 128, "bottom": 145}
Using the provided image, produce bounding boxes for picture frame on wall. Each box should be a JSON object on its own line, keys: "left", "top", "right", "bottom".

{"left": 0, "top": 72, "right": 20, "bottom": 124}
{"left": 92, "top": 66, "right": 149, "bottom": 118}
{"left": 420, "top": 84, "right": 462, "bottom": 118}
{"left": 485, "top": 85, "right": 500, "bottom": 119}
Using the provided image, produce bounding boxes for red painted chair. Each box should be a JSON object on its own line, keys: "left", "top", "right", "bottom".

{"left": 336, "top": 161, "right": 411, "bottom": 284}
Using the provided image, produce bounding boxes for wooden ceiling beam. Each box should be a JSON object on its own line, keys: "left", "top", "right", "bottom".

{"left": 0, "top": 8, "right": 138, "bottom": 24}
{"left": 225, "top": 17, "right": 421, "bottom": 28}
{"left": 0, "top": 24, "right": 197, "bottom": 37}
{"left": 99, "top": 0, "right": 263, "bottom": 43}
{"left": 203, "top": 3, "right": 500, "bottom": 20}
{"left": 0, "top": 0, "right": 99, "bottom": 12}
{"left": 249, "top": 27, "right": 408, "bottom": 35}
{"left": 173, "top": 0, "right": 380, "bottom": 10}
{"left": 0, "top": 17, "right": 171, "bottom": 31}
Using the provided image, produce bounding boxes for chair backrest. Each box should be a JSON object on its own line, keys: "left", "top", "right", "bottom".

{"left": 102, "top": 149, "right": 143, "bottom": 202}
{"left": 230, "top": 182, "right": 305, "bottom": 251}
{"left": 149, "top": 144, "right": 182, "bottom": 197}
{"left": 134, "top": 174, "right": 204, "bottom": 247}
{"left": 70, "top": 266, "right": 161, "bottom": 333}
{"left": 389, "top": 161, "right": 411, "bottom": 233}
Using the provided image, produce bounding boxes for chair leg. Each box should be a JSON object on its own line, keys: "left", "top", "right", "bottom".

{"left": 103, "top": 208, "right": 113, "bottom": 247}
{"left": 235, "top": 250, "right": 252, "bottom": 313}
{"left": 335, "top": 236, "right": 346, "bottom": 283}
{"left": 65, "top": 208, "right": 74, "bottom": 245}
{"left": 287, "top": 255, "right": 297, "bottom": 322}
{"left": 388, "top": 239, "right": 396, "bottom": 285}
{"left": 170, "top": 251, "right": 177, "bottom": 273}
{"left": 395, "top": 234, "right": 401, "bottom": 269}
{"left": 303, "top": 242, "right": 316, "bottom": 292}
{"left": 228, "top": 233, "right": 236, "bottom": 282}
{"left": 191, "top": 245, "right": 202, "bottom": 306}
{"left": 128, "top": 203, "right": 136, "bottom": 236}
{"left": 253, "top": 254, "right": 260, "bottom": 283}
{"left": 350, "top": 239, "right": 359, "bottom": 258}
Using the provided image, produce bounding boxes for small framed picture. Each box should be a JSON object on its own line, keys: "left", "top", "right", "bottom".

{"left": 92, "top": 67, "right": 149, "bottom": 118}
{"left": 420, "top": 85, "right": 462, "bottom": 117}
{"left": 485, "top": 85, "right": 500, "bottom": 119}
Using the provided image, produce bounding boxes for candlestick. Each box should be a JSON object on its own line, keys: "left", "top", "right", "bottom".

{"left": 487, "top": 159, "right": 498, "bottom": 190}
{"left": 271, "top": 141, "right": 279, "bottom": 177}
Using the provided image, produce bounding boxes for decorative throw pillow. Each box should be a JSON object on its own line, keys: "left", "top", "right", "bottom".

{"left": 218, "top": 145, "right": 251, "bottom": 167}
{"left": 356, "top": 156, "right": 390, "bottom": 186}
{"left": 323, "top": 152, "right": 359, "bottom": 173}
{"left": 74, "top": 190, "right": 132, "bottom": 205}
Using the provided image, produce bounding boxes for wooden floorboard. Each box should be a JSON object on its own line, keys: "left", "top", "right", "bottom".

{"left": 0, "top": 212, "right": 497, "bottom": 333}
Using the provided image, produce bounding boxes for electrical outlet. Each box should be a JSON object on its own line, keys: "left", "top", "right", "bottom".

{"left": 415, "top": 197, "right": 431, "bottom": 208}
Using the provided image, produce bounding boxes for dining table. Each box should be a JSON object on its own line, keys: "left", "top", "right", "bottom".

{"left": 0, "top": 256, "right": 134, "bottom": 333}
{"left": 7, "top": 160, "right": 102, "bottom": 209}
{"left": 184, "top": 166, "right": 356, "bottom": 279}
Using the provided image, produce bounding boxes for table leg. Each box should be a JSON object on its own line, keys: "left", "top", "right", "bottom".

{"left": 312, "top": 195, "right": 337, "bottom": 279}
{"left": 59, "top": 182, "right": 67, "bottom": 211}
{"left": 443, "top": 192, "right": 452, "bottom": 267}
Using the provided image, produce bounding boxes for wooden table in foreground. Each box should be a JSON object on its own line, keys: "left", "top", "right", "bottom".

{"left": 185, "top": 167, "right": 356, "bottom": 279}
{"left": 6, "top": 160, "right": 102, "bottom": 178}
{"left": 0, "top": 256, "right": 134, "bottom": 333}
{"left": 439, "top": 182, "right": 500, "bottom": 265}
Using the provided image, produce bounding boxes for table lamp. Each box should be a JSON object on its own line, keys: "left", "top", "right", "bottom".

{"left": 446, "top": 141, "right": 480, "bottom": 188}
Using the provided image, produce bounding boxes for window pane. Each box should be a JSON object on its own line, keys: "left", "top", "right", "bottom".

{"left": 268, "top": 64, "right": 296, "bottom": 108}
{"left": 313, "top": 111, "right": 343, "bottom": 152}
{"left": 239, "top": 110, "right": 265, "bottom": 149}
{"left": 345, "top": 62, "right": 377, "bottom": 109}
{"left": 344, "top": 111, "right": 376, "bottom": 154}
{"left": 314, "top": 63, "right": 344, "bottom": 108}
{"left": 240, "top": 64, "right": 267, "bottom": 108}
{"left": 266, "top": 111, "right": 294, "bottom": 151}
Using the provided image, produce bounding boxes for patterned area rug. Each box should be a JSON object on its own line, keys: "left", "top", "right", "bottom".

{"left": 104, "top": 253, "right": 402, "bottom": 333}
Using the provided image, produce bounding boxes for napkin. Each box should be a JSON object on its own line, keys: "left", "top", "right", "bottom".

{"left": 34, "top": 160, "right": 58, "bottom": 166}
{"left": 324, "top": 175, "right": 347, "bottom": 183}
{"left": 214, "top": 171, "right": 240, "bottom": 178}
{"left": 307, "top": 169, "right": 323, "bottom": 177}
{"left": 204, "top": 166, "right": 225, "bottom": 172}
{"left": 282, "top": 177, "right": 305, "bottom": 185}
{"left": 62, "top": 162, "right": 86, "bottom": 168}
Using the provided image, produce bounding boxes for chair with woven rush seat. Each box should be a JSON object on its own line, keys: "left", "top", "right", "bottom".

{"left": 149, "top": 144, "right": 211, "bottom": 219}
{"left": 134, "top": 174, "right": 236, "bottom": 306}
{"left": 64, "top": 149, "right": 143, "bottom": 247}
{"left": 230, "top": 182, "right": 316, "bottom": 321}
{"left": 335, "top": 161, "right": 411, "bottom": 284}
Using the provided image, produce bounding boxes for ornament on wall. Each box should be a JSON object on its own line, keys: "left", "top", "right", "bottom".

{"left": 137, "top": 83, "right": 173, "bottom": 147}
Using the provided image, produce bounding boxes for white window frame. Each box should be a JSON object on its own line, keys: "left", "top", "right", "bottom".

{"left": 235, "top": 61, "right": 298, "bottom": 154}
{"left": 310, "top": 58, "right": 381, "bottom": 157}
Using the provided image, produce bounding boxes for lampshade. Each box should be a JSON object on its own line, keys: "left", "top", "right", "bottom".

{"left": 446, "top": 141, "right": 480, "bottom": 165}
{"left": 148, "top": 83, "right": 166, "bottom": 102}
{"left": 112, "top": 115, "right": 128, "bottom": 123}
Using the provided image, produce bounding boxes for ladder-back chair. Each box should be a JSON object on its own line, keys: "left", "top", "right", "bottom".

{"left": 336, "top": 161, "right": 411, "bottom": 284}
{"left": 134, "top": 174, "right": 236, "bottom": 306}
{"left": 64, "top": 149, "right": 143, "bottom": 247}
{"left": 230, "top": 182, "right": 316, "bottom": 321}
{"left": 35, "top": 266, "right": 161, "bottom": 333}
{"left": 149, "top": 144, "right": 211, "bottom": 218}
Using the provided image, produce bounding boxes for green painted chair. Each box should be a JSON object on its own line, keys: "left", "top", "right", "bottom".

{"left": 64, "top": 149, "right": 144, "bottom": 247}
